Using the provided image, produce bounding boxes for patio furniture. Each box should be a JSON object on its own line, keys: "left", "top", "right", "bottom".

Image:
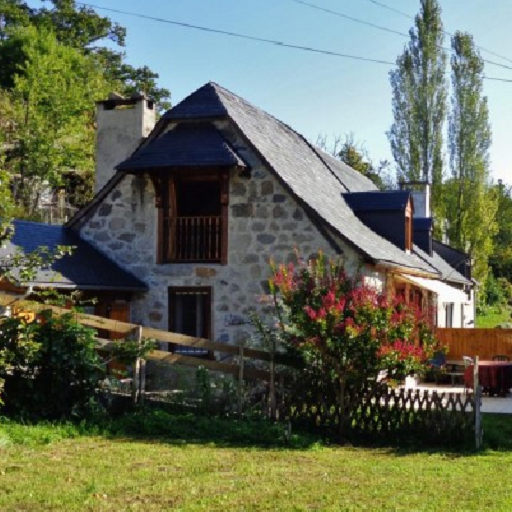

{"left": 429, "top": 351, "right": 446, "bottom": 384}
{"left": 445, "top": 358, "right": 468, "bottom": 386}
{"left": 493, "top": 355, "right": 510, "bottom": 361}
{"left": 464, "top": 361, "right": 512, "bottom": 396}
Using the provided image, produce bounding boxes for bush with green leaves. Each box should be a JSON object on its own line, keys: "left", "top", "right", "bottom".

{"left": 0, "top": 309, "right": 104, "bottom": 420}
{"left": 266, "top": 252, "right": 444, "bottom": 437}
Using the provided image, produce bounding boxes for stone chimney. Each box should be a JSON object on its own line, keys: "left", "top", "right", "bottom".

{"left": 95, "top": 92, "right": 156, "bottom": 193}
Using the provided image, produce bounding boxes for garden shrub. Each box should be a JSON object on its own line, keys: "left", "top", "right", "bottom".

{"left": 265, "top": 251, "right": 445, "bottom": 439}
{"left": 0, "top": 309, "right": 104, "bottom": 420}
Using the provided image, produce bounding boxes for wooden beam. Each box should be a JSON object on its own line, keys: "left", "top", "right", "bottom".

{"left": 6, "top": 300, "right": 288, "bottom": 364}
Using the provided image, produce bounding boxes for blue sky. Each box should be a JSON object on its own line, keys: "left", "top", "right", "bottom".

{"left": 33, "top": 0, "right": 512, "bottom": 184}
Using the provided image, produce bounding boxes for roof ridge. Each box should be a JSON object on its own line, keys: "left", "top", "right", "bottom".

{"left": 211, "top": 83, "right": 350, "bottom": 191}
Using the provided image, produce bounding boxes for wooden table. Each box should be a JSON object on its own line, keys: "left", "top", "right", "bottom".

{"left": 464, "top": 361, "right": 512, "bottom": 396}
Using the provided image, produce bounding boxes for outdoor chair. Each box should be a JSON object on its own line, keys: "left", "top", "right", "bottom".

{"left": 429, "top": 351, "right": 446, "bottom": 384}
{"left": 493, "top": 355, "right": 510, "bottom": 361}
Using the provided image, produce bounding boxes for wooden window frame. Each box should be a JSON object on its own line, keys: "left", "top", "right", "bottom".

{"left": 168, "top": 286, "right": 213, "bottom": 358}
{"left": 154, "top": 169, "right": 229, "bottom": 265}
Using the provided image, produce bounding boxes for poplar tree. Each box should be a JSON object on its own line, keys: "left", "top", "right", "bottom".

{"left": 388, "top": 0, "right": 447, "bottom": 227}
{"left": 446, "top": 31, "right": 496, "bottom": 285}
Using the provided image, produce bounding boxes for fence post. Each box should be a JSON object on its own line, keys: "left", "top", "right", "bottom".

{"left": 138, "top": 327, "right": 146, "bottom": 406}
{"left": 269, "top": 353, "right": 276, "bottom": 421}
{"left": 474, "top": 356, "right": 483, "bottom": 450}
{"left": 131, "top": 326, "right": 142, "bottom": 406}
{"left": 237, "top": 345, "right": 244, "bottom": 417}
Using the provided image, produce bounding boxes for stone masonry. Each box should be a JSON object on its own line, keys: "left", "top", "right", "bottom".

{"left": 77, "top": 119, "right": 382, "bottom": 346}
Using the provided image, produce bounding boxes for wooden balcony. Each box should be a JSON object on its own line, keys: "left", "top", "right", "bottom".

{"left": 167, "top": 216, "right": 222, "bottom": 263}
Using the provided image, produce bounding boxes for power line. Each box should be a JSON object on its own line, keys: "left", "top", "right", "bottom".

{"left": 287, "top": 0, "right": 408, "bottom": 37}
{"left": 359, "top": 0, "right": 512, "bottom": 66}
{"left": 79, "top": 3, "right": 395, "bottom": 66}
{"left": 78, "top": 2, "right": 512, "bottom": 83}
{"left": 363, "top": 0, "right": 411, "bottom": 19}
{"left": 484, "top": 76, "right": 512, "bottom": 83}
{"left": 292, "top": 0, "right": 512, "bottom": 71}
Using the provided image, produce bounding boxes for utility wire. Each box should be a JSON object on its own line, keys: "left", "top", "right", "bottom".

{"left": 364, "top": 0, "right": 411, "bottom": 19}
{"left": 288, "top": 0, "right": 408, "bottom": 38}
{"left": 79, "top": 2, "right": 394, "bottom": 66}
{"left": 484, "top": 76, "right": 512, "bottom": 83}
{"left": 290, "top": 0, "right": 512, "bottom": 71}
{"left": 359, "top": 0, "right": 512, "bottom": 65}
{"left": 79, "top": 2, "right": 512, "bottom": 83}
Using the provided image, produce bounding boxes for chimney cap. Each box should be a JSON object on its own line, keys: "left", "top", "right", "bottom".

{"left": 108, "top": 92, "right": 126, "bottom": 101}
{"left": 96, "top": 92, "right": 151, "bottom": 108}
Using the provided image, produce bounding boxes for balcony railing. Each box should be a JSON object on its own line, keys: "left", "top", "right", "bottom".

{"left": 168, "top": 216, "right": 222, "bottom": 262}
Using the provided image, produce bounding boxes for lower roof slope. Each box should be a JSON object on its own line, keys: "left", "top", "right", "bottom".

{"left": 117, "top": 123, "right": 247, "bottom": 171}
{"left": 0, "top": 221, "right": 147, "bottom": 291}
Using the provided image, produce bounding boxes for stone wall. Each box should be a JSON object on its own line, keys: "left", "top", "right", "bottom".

{"left": 77, "top": 119, "right": 377, "bottom": 346}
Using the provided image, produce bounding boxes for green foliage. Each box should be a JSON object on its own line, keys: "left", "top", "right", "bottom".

{"left": 266, "top": 252, "right": 443, "bottom": 437}
{"left": 0, "top": 0, "right": 170, "bottom": 108}
{"left": 110, "top": 337, "right": 156, "bottom": 365}
{"left": 490, "top": 182, "right": 512, "bottom": 282}
{"left": 388, "top": 0, "right": 447, "bottom": 229}
{"left": 0, "top": 309, "right": 104, "bottom": 420}
{"left": 0, "top": 0, "right": 171, "bottom": 214}
{"left": 1, "top": 26, "right": 111, "bottom": 211}
{"left": 446, "top": 31, "right": 497, "bottom": 287}
{"left": 0, "top": 244, "right": 74, "bottom": 284}
{"left": 316, "top": 133, "right": 394, "bottom": 190}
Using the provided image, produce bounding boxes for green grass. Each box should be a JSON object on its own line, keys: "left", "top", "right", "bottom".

{"left": 1, "top": 413, "right": 512, "bottom": 510}
{"left": 476, "top": 306, "right": 512, "bottom": 327}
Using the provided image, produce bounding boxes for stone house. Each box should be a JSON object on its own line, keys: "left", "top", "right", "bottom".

{"left": 1, "top": 83, "right": 474, "bottom": 348}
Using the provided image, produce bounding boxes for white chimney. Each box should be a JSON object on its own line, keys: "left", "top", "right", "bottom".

{"left": 95, "top": 92, "right": 156, "bottom": 193}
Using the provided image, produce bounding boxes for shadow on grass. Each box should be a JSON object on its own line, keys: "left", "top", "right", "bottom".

{"left": 3, "top": 409, "right": 512, "bottom": 455}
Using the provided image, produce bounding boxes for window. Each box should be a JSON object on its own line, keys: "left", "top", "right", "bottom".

{"left": 444, "top": 302, "right": 454, "bottom": 328}
{"left": 168, "top": 287, "right": 212, "bottom": 357}
{"left": 156, "top": 171, "right": 229, "bottom": 264}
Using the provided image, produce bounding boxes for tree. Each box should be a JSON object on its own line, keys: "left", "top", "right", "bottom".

{"left": 446, "top": 31, "right": 497, "bottom": 286}
{"left": 316, "top": 133, "right": 394, "bottom": 190}
{"left": 388, "top": 0, "right": 447, "bottom": 229}
{"left": 0, "top": 92, "right": 15, "bottom": 240}
{"left": 488, "top": 181, "right": 512, "bottom": 281}
{"left": 1, "top": 26, "right": 111, "bottom": 213}
{"left": 0, "top": 0, "right": 171, "bottom": 109}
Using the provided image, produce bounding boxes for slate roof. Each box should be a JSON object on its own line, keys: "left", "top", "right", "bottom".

{"left": 413, "top": 245, "right": 470, "bottom": 285}
{"left": 343, "top": 191, "right": 411, "bottom": 212}
{"left": 0, "top": 221, "right": 147, "bottom": 291}
{"left": 164, "top": 84, "right": 229, "bottom": 120}
{"left": 117, "top": 123, "right": 246, "bottom": 171}
{"left": 318, "top": 151, "right": 379, "bottom": 193}
{"left": 178, "top": 83, "right": 436, "bottom": 275}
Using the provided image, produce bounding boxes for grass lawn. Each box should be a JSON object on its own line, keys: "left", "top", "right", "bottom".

{"left": 1, "top": 413, "right": 512, "bottom": 510}
{"left": 476, "top": 306, "right": 512, "bottom": 328}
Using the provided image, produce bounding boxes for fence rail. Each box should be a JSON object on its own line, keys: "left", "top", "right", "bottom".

{"left": 0, "top": 293, "right": 484, "bottom": 446}
{"left": 437, "top": 328, "right": 512, "bottom": 360}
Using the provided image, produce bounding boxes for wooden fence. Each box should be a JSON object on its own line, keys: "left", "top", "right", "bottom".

{"left": 0, "top": 293, "right": 483, "bottom": 446}
{"left": 437, "top": 328, "right": 512, "bottom": 360}
{"left": 0, "top": 297, "right": 283, "bottom": 415}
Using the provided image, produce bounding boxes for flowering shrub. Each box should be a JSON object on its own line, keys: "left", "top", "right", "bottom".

{"left": 268, "top": 251, "right": 445, "bottom": 434}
